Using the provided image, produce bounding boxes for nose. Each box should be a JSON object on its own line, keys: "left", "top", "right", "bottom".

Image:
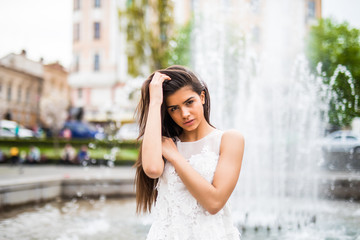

{"left": 181, "top": 107, "right": 190, "bottom": 119}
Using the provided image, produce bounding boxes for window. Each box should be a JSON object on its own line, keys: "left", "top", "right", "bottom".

{"left": 74, "top": 0, "right": 81, "bottom": 11}
{"left": 26, "top": 88, "right": 30, "bottom": 102}
{"left": 94, "top": 54, "right": 100, "bottom": 71}
{"left": 94, "top": 0, "right": 101, "bottom": 8}
{"left": 308, "top": 1, "right": 315, "bottom": 18}
{"left": 78, "top": 88, "right": 83, "bottom": 99}
{"left": 346, "top": 136, "right": 357, "bottom": 141}
{"left": 252, "top": 26, "right": 260, "bottom": 43}
{"left": 250, "top": 0, "right": 260, "bottom": 14}
{"left": 17, "top": 87, "right": 21, "bottom": 103}
{"left": 74, "top": 23, "right": 80, "bottom": 41}
{"left": 25, "top": 114, "right": 30, "bottom": 125}
{"left": 126, "top": 0, "right": 133, "bottom": 8}
{"left": 7, "top": 85, "right": 11, "bottom": 102}
{"left": 94, "top": 22, "right": 101, "bottom": 39}
{"left": 74, "top": 54, "right": 80, "bottom": 72}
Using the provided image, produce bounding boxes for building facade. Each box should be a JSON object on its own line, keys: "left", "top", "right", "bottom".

{"left": 0, "top": 51, "right": 43, "bottom": 128}
{"left": 0, "top": 50, "right": 71, "bottom": 130}
{"left": 69, "top": 0, "right": 131, "bottom": 123}
{"left": 41, "top": 63, "right": 72, "bottom": 130}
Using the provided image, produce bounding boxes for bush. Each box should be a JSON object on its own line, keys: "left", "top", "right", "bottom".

{"left": 0, "top": 138, "right": 139, "bottom": 166}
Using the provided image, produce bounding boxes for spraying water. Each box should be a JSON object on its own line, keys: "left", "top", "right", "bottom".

{"left": 192, "top": 0, "right": 332, "bottom": 230}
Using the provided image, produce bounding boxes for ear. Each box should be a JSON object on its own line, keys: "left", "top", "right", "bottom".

{"left": 200, "top": 91, "right": 205, "bottom": 104}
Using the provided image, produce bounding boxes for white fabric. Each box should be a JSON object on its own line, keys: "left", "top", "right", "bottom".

{"left": 146, "top": 129, "right": 240, "bottom": 240}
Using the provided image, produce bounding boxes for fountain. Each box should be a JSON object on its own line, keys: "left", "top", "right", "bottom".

{"left": 192, "top": 0, "right": 360, "bottom": 238}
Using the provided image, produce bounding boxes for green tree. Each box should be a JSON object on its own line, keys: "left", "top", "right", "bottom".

{"left": 119, "top": 0, "right": 191, "bottom": 76}
{"left": 119, "top": 0, "right": 148, "bottom": 77}
{"left": 167, "top": 19, "right": 193, "bottom": 67}
{"left": 148, "top": 0, "right": 174, "bottom": 71}
{"left": 306, "top": 18, "right": 360, "bottom": 127}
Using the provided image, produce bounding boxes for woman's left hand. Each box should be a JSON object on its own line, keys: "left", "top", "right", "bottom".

{"left": 162, "top": 137, "right": 179, "bottom": 162}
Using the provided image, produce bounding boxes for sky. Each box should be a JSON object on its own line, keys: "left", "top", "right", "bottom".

{"left": 0, "top": 0, "right": 72, "bottom": 67}
{"left": 322, "top": 0, "right": 360, "bottom": 28}
{"left": 0, "top": 0, "right": 359, "bottom": 70}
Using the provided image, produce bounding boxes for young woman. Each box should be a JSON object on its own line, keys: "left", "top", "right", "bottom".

{"left": 135, "top": 65, "right": 245, "bottom": 239}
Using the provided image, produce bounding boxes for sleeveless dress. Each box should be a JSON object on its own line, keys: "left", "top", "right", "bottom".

{"left": 146, "top": 129, "right": 240, "bottom": 240}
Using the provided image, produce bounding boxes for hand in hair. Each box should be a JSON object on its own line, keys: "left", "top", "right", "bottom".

{"left": 149, "top": 72, "right": 171, "bottom": 105}
{"left": 140, "top": 72, "right": 171, "bottom": 181}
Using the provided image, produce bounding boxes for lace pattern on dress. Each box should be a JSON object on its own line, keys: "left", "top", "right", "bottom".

{"left": 146, "top": 129, "right": 240, "bottom": 240}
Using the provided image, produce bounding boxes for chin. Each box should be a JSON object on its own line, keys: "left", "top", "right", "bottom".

{"left": 182, "top": 126, "right": 195, "bottom": 132}
{"left": 182, "top": 121, "right": 199, "bottom": 132}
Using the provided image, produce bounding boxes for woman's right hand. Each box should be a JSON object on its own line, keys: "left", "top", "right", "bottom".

{"left": 149, "top": 72, "right": 171, "bottom": 105}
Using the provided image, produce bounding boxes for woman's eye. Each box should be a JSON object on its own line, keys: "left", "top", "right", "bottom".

{"left": 186, "top": 100, "right": 193, "bottom": 105}
{"left": 170, "top": 107, "right": 177, "bottom": 112}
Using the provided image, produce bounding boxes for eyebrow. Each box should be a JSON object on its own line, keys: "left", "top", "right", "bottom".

{"left": 167, "top": 96, "right": 195, "bottom": 109}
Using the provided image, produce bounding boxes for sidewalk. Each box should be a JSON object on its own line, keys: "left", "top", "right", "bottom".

{"left": 0, "top": 165, "right": 136, "bottom": 208}
{"left": 1, "top": 165, "right": 360, "bottom": 208}
{"left": 0, "top": 164, "right": 135, "bottom": 185}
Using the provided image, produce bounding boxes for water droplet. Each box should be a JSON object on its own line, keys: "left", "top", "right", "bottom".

{"left": 107, "top": 161, "right": 115, "bottom": 168}
{"left": 99, "top": 195, "right": 106, "bottom": 202}
{"left": 88, "top": 142, "right": 96, "bottom": 149}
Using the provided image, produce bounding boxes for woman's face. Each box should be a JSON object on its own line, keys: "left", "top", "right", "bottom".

{"left": 165, "top": 86, "right": 205, "bottom": 132}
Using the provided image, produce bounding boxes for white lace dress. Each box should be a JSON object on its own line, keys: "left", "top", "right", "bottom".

{"left": 146, "top": 129, "right": 240, "bottom": 240}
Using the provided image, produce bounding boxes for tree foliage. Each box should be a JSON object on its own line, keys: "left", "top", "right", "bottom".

{"left": 306, "top": 18, "right": 360, "bottom": 127}
{"left": 119, "top": 0, "right": 148, "bottom": 77}
{"left": 119, "top": 0, "right": 192, "bottom": 76}
{"left": 148, "top": 0, "right": 174, "bottom": 71}
{"left": 167, "top": 19, "right": 193, "bottom": 67}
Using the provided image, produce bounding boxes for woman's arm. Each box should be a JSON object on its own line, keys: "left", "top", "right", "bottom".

{"left": 163, "top": 129, "right": 245, "bottom": 214}
{"left": 141, "top": 72, "right": 171, "bottom": 179}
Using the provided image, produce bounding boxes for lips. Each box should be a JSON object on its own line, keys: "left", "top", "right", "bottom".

{"left": 184, "top": 119, "right": 194, "bottom": 125}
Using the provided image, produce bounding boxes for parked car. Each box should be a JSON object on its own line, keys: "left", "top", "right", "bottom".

{"left": 60, "top": 120, "right": 105, "bottom": 140}
{"left": 322, "top": 130, "right": 360, "bottom": 153}
{"left": 0, "top": 120, "right": 35, "bottom": 138}
{"left": 321, "top": 130, "right": 360, "bottom": 170}
{"left": 115, "top": 123, "right": 139, "bottom": 141}
{"left": 0, "top": 128, "right": 15, "bottom": 137}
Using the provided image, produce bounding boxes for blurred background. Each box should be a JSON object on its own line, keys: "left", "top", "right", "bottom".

{"left": 0, "top": 0, "right": 360, "bottom": 239}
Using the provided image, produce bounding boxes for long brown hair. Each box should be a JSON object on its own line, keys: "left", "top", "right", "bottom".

{"left": 134, "top": 65, "right": 212, "bottom": 214}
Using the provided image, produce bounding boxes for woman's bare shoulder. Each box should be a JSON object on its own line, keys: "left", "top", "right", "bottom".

{"left": 219, "top": 129, "right": 245, "bottom": 153}
{"left": 221, "top": 129, "right": 245, "bottom": 143}
{"left": 219, "top": 129, "right": 245, "bottom": 162}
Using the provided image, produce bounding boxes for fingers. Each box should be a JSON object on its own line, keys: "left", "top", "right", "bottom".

{"left": 152, "top": 72, "right": 171, "bottom": 83}
{"left": 157, "top": 72, "right": 171, "bottom": 80}
{"left": 162, "top": 136, "right": 174, "bottom": 145}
